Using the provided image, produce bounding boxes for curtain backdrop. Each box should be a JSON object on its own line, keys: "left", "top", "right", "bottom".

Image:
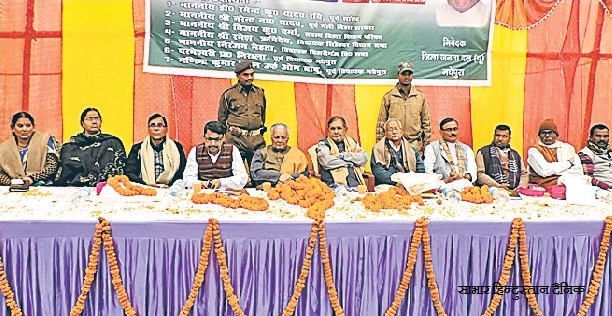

{"left": 0, "top": 0, "right": 611, "bottom": 161}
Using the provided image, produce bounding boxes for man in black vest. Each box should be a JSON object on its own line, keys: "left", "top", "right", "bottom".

{"left": 475, "top": 124, "right": 528, "bottom": 190}
{"left": 183, "top": 121, "right": 248, "bottom": 189}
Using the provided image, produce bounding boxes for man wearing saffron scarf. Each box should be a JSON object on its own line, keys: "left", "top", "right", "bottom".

{"left": 316, "top": 116, "right": 368, "bottom": 187}
{"left": 527, "top": 119, "right": 582, "bottom": 188}
{"left": 424, "top": 117, "right": 476, "bottom": 183}
{"left": 371, "top": 118, "right": 425, "bottom": 186}
{"left": 250, "top": 123, "right": 309, "bottom": 188}
{"left": 578, "top": 124, "right": 612, "bottom": 189}
{"left": 475, "top": 125, "right": 528, "bottom": 190}
{"left": 125, "top": 114, "right": 186, "bottom": 188}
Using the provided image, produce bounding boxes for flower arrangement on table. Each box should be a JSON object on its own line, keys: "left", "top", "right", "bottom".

{"left": 266, "top": 176, "right": 336, "bottom": 219}
{"left": 459, "top": 185, "right": 493, "bottom": 203}
{"left": 106, "top": 175, "right": 157, "bottom": 196}
{"left": 359, "top": 185, "right": 425, "bottom": 212}
{"left": 191, "top": 192, "right": 269, "bottom": 211}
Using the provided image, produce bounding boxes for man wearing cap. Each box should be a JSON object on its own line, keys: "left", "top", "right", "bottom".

{"left": 376, "top": 60, "right": 432, "bottom": 152}
{"left": 578, "top": 124, "right": 612, "bottom": 189}
{"left": 183, "top": 121, "right": 248, "bottom": 190}
{"left": 527, "top": 119, "right": 582, "bottom": 188}
{"left": 218, "top": 60, "right": 267, "bottom": 168}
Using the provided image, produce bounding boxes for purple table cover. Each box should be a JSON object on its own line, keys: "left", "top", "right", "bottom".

{"left": 0, "top": 220, "right": 610, "bottom": 315}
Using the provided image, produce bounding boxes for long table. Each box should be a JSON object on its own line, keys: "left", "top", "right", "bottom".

{"left": 0, "top": 187, "right": 611, "bottom": 316}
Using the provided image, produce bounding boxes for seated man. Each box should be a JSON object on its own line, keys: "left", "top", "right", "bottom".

{"left": 183, "top": 121, "right": 248, "bottom": 189}
{"left": 56, "top": 108, "right": 127, "bottom": 186}
{"left": 424, "top": 117, "right": 476, "bottom": 183}
{"left": 527, "top": 119, "right": 582, "bottom": 188}
{"left": 316, "top": 116, "right": 368, "bottom": 187}
{"left": 125, "top": 114, "right": 186, "bottom": 187}
{"left": 579, "top": 124, "right": 612, "bottom": 189}
{"left": 476, "top": 124, "right": 528, "bottom": 190}
{"left": 250, "top": 123, "right": 309, "bottom": 188}
{"left": 371, "top": 118, "right": 424, "bottom": 185}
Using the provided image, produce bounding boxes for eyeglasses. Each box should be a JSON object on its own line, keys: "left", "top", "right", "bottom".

{"left": 539, "top": 130, "right": 556, "bottom": 136}
{"left": 386, "top": 127, "right": 401, "bottom": 132}
{"left": 442, "top": 127, "right": 459, "bottom": 132}
{"left": 205, "top": 136, "right": 223, "bottom": 142}
{"left": 148, "top": 123, "right": 166, "bottom": 129}
{"left": 84, "top": 117, "right": 100, "bottom": 122}
{"left": 272, "top": 136, "right": 288, "bottom": 140}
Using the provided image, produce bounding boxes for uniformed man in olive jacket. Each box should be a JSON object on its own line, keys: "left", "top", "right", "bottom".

{"left": 218, "top": 60, "right": 267, "bottom": 167}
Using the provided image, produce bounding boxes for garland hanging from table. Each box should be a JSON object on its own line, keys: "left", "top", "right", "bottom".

{"left": 69, "top": 219, "right": 103, "bottom": 316}
{"left": 575, "top": 216, "right": 612, "bottom": 316}
{"left": 517, "top": 219, "right": 543, "bottom": 316}
{"left": 0, "top": 255, "right": 23, "bottom": 316}
{"left": 421, "top": 219, "right": 448, "bottom": 316}
{"left": 317, "top": 219, "right": 346, "bottom": 316}
{"left": 178, "top": 222, "right": 214, "bottom": 316}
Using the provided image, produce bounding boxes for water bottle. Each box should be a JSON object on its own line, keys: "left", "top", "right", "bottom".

{"left": 488, "top": 187, "right": 511, "bottom": 203}
{"left": 440, "top": 188, "right": 462, "bottom": 204}
{"left": 333, "top": 185, "right": 351, "bottom": 204}
{"left": 595, "top": 188, "right": 612, "bottom": 203}
{"left": 169, "top": 180, "right": 186, "bottom": 197}
{"left": 72, "top": 187, "right": 92, "bottom": 206}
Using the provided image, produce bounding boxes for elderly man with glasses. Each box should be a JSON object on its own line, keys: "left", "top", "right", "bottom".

{"left": 424, "top": 117, "right": 476, "bottom": 184}
{"left": 249, "top": 123, "right": 309, "bottom": 188}
{"left": 527, "top": 119, "right": 582, "bottom": 188}
{"left": 124, "top": 114, "right": 186, "bottom": 188}
{"left": 183, "top": 121, "right": 248, "bottom": 190}
{"left": 371, "top": 118, "right": 425, "bottom": 186}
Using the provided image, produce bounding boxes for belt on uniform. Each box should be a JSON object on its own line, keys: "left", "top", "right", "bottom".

{"left": 230, "top": 126, "right": 264, "bottom": 136}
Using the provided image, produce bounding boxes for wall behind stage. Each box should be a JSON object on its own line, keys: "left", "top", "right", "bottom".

{"left": 1, "top": 0, "right": 611, "bottom": 168}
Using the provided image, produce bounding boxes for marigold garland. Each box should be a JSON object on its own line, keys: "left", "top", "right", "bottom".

{"left": 384, "top": 217, "right": 425, "bottom": 316}
{"left": 178, "top": 222, "right": 214, "bottom": 316}
{"left": 101, "top": 218, "right": 137, "bottom": 316}
{"left": 575, "top": 216, "right": 612, "bottom": 316}
{"left": 267, "top": 176, "right": 336, "bottom": 219}
{"left": 421, "top": 219, "right": 447, "bottom": 316}
{"left": 281, "top": 219, "right": 320, "bottom": 316}
{"left": 69, "top": 219, "right": 103, "bottom": 316}
{"left": 317, "top": 220, "right": 345, "bottom": 316}
{"left": 459, "top": 185, "right": 493, "bottom": 204}
{"left": 210, "top": 219, "right": 247, "bottom": 316}
{"left": 107, "top": 175, "right": 156, "bottom": 196}
{"left": 0, "top": 255, "right": 23, "bottom": 316}
{"left": 482, "top": 218, "right": 521, "bottom": 316}
{"left": 517, "top": 220, "right": 543, "bottom": 316}
{"left": 192, "top": 192, "right": 269, "bottom": 211}
{"left": 360, "top": 186, "right": 425, "bottom": 212}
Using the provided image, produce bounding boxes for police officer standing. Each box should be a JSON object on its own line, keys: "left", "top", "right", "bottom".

{"left": 218, "top": 60, "right": 267, "bottom": 167}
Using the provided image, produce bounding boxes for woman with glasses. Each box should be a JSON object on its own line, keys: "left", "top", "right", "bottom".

{"left": 55, "top": 108, "right": 127, "bottom": 186}
{"left": 124, "top": 114, "right": 186, "bottom": 187}
{"left": 0, "top": 112, "right": 60, "bottom": 185}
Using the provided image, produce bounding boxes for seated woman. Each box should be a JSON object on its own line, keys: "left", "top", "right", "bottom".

{"left": 0, "top": 112, "right": 59, "bottom": 185}
{"left": 55, "top": 108, "right": 127, "bottom": 186}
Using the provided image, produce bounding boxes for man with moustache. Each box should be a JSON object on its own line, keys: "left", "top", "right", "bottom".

{"left": 316, "top": 116, "right": 368, "bottom": 187}
{"left": 579, "top": 124, "right": 612, "bottom": 189}
{"left": 218, "top": 60, "right": 267, "bottom": 168}
{"left": 125, "top": 114, "right": 186, "bottom": 188}
{"left": 376, "top": 60, "right": 432, "bottom": 152}
{"left": 250, "top": 123, "right": 309, "bottom": 188}
{"left": 424, "top": 117, "right": 476, "bottom": 183}
{"left": 371, "top": 118, "right": 425, "bottom": 186}
{"left": 527, "top": 119, "right": 582, "bottom": 188}
{"left": 183, "top": 121, "right": 248, "bottom": 190}
{"left": 475, "top": 124, "right": 528, "bottom": 190}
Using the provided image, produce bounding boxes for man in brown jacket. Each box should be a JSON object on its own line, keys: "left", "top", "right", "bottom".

{"left": 376, "top": 60, "right": 432, "bottom": 152}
